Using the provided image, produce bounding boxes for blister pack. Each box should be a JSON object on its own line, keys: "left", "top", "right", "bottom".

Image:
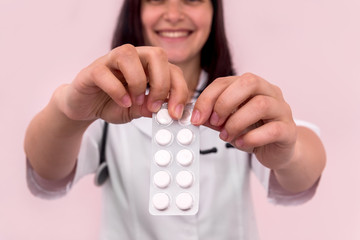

{"left": 149, "top": 103, "right": 199, "bottom": 215}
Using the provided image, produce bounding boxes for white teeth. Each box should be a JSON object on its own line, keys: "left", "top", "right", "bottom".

{"left": 159, "top": 31, "right": 189, "bottom": 38}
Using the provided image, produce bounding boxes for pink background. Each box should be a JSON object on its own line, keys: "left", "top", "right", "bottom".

{"left": 1, "top": 0, "right": 359, "bottom": 239}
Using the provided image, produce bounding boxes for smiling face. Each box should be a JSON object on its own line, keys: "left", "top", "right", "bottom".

{"left": 141, "top": 0, "right": 213, "bottom": 67}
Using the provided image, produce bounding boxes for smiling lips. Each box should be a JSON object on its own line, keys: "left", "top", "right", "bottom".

{"left": 157, "top": 30, "right": 191, "bottom": 38}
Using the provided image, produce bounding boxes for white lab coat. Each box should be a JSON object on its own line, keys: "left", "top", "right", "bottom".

{"left": 27, "top": 72, "right": 320, "bottom": 240}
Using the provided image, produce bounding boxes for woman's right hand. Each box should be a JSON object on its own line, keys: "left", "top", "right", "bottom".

{"left": 56, "top": 44, "right": 189, "bottom": 124}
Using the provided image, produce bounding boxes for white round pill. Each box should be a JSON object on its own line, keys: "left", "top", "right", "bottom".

{"left": 176, "top": 192, "right": 193, "bottom": 211}
{"left": 154, "top": 150, "right": 172, "bottom": 167}
{"left": 155, "top": 129, "right": 173, "bottom": 146}
{"left": 153, "top": 171, "right": 171, "bottom": 188}
{"left": 156, "top": 108, "right": 173, "bottom": 125}
{"left": 179, "top": 108, "right": 192, "bottom": 125}
{"left": 176, "top": 149, "right": 193, "bottom": 167}
{"left": 176, "top": 171, "right": 194, "bottom": 188}
{"left": 152, "top": 193, "right": 170, "bottom": 211}
{"left": 176, "top": 128, "right": 194, "bottom": 145}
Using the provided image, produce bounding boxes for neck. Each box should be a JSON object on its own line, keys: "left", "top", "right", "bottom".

{"left": 175, "top": 57, "right": 201, "bottom": 101}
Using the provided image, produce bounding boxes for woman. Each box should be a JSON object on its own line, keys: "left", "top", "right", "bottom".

{"left": 25, "top": 0, "right": 326, "bottom": 239}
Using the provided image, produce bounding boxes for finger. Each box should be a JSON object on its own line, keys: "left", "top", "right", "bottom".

{"left": 167, "top": 64, "right": 189, "bottom": 119}
{"left": 107, "top": 44, "right": 148, "bottom": 106}
{"left": 128, "top": 95, "right": 153, "bottom": 119}
{"left": 191, "top": 76, "right": 232, "bottom": 125}
{"left": 99, "top": 97, "right": 153, "bottom": 124}
{"left": 211, "top": 73, "right": 282, "bottom": 127}
{"left": 219, "top": 95, "right": 289, "bottom": 143}
{"left": 231, "top": 121, "right": 295, "bottom": 153}
{"left": 88, "top": 65, "right": 131, "bottom": 108}
{"left": 135, "top": 47, "right": 172, "bottom": 112}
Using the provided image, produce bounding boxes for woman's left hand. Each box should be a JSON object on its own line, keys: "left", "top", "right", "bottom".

{"left": 191, "top": 72, "right": 297, "bottom": 170}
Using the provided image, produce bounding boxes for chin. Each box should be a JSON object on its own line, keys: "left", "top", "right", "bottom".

{"left": 166, "top": 53, "right": 189, "bottom": 65}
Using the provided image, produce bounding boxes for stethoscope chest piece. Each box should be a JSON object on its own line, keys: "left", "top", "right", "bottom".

{"left": 95, "top": 160, "right": 109, "bottom": 186}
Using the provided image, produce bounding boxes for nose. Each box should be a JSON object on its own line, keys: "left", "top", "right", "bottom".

{"left": 164, "top": 1, "right": 184, "bottom": 23}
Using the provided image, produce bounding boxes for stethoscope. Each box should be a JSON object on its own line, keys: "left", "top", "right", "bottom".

{"left": 94, "top": 122, "right": 238, "bottom": 186}
{"left": 94, "top": 122, "right": 110, "bottom": 186}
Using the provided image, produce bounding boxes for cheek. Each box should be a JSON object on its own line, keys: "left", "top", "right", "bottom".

{"left": 191, "top": 6, "right": 213, "bottom": 35}
{"left": 141, "top": 11, "right": 153, "bottom": 44}
{"left": 141, "top": 11, "right": 149, "bottom": 30}
{"left": 196, "top": 13, "right": 213, "bottom": 39}
{"left": 141, "top": 8, "right": 164, "bottom": 42}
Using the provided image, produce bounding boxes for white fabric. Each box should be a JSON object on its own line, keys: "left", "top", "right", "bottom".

{"left": 26, "top": 71, "right": 321, "bottom": 239}
{"left": 80, "top": 118, "right": 261, "bottom": 240}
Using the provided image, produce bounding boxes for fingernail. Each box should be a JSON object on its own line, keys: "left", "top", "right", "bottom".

{"left": 210, "top": 112, "right": 220, "bottom": 126}
{"left": 174, "top": 104, "right": 184, "bottom": 119}
{"left": 219, "top": 129, "right": 228, "bottom": 141}
{"left": 191, "top": 109, "right": 201, "bottom": 124}
{"left": 135, "top": 94, "right": 145, "bottom": 105}
{"left": 121, "top": 94, "right": 132, "bottom": 108}
{"left": 152, "top": 100, "right": 163, "bottom": 112}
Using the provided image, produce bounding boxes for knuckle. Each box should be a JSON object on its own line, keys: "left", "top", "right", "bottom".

{"left": 284, "top": 102, "right": 293, "bottom": 116}
{"left": 215, "top": 96, "right": 229, "bottom": 112}
{"left": 272, "top": 84, "right": 284, "bottom": 98}
{"left": 242, "top": 72, "right": 256, "bottom": 78}
{"left": 90, "top": 65, "right": 108, "bottom": 81}
{"left": 240, "top": 73, "right": 259, "bottom": 88}
{"left": 213, "top": 76, "right": 231, "bottom": 86}
{"left": 149, "top": 47, "right": 168, "bottom": 61}
{"left": 126, "top": 78, "right": 143, "bottom": 89}
{"left": 151, "top": 81, "right": 169, "bottom": 96}
{"left": 254, "top": 96, "right": 270, "bottom": 111}
{"left": 241, "top": 72, "right": 257, "bottom": 81}
{"left": 156, "top": 73, "right": 171, "bottom": 89}
{"left": 119, "top": 43, "right": 136, "bottom": 53}
{"left": 111, "top": 44, "right": 136, "bottom": 60}
{"left": 268, "top": 123, "right": 282, "bottom": 139}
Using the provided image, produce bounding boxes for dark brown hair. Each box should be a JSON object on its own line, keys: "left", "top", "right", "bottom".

{"left": 111, "top": 0, "right": 235, "bottom": 87}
